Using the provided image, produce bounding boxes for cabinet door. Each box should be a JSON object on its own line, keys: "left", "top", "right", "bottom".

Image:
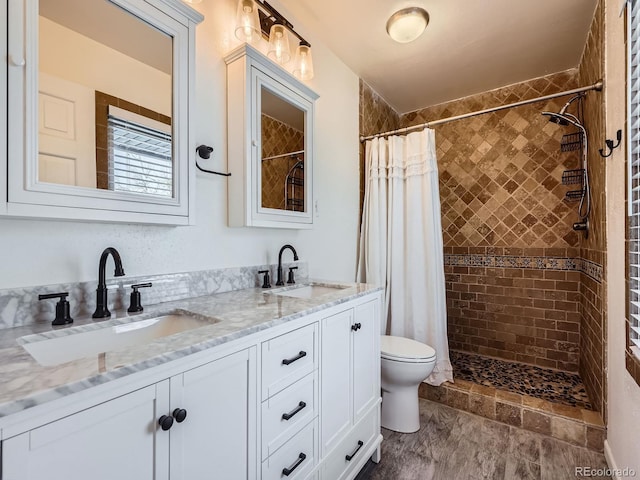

{"left": 169, "top": 347, "right": 257, "bottom": 480}
{"left": 2, "top": 383, "right": 169, "bottom": 480}
{"left": 320, "top": 309, "right": 352, "bottom": 455}
{"left": 352, "top": 300, "right": 380, "bottom": 424}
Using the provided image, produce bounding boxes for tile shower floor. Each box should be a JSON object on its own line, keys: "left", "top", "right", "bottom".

{"left": 450, "top": 351, "right": 592, "bottom": 410}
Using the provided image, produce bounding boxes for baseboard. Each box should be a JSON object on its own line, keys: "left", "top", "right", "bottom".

{"left": 604, "top": 440, "right": 619, "bottom": 480}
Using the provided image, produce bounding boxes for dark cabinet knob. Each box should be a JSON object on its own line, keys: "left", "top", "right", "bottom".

{"left": 351, "top": 323, "right": 362, "bottom": 331}
{"left": 159, "top": 415, "right": 174, "bottom": 431}
{"left": 173, "top": 408, "right": 188, "bottom": 423}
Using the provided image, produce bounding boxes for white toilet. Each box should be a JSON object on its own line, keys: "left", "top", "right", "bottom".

{"left": 380, "top": 335, "right": 437, "bottom": 433}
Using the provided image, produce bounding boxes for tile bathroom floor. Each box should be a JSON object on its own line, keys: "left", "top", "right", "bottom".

{"left": 357, "top": 399, "right": 609, "bottom": 480}
{"left": 450, "top": 351, "right": 592, "bottom": 410}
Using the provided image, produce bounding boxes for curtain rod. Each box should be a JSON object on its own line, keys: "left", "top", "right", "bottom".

{"left": 359, "top": 80, "right": 604, "bottom": 143}
{"left": 262, "top": 150, "right": 305, "bottom": 161}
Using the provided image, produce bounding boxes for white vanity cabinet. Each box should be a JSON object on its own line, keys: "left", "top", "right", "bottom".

{"left": 260, "top": 323, "right": 319, "bottom": 480}
{"left": 169, "top": 348, "right": 257, "bottom": 480}
{"left": 225, "top": 44, "right": 319, "bottom": 229}
{"left": 320, "top": 299, "right": 381, "bottom": 480}
{"left": 1, "top": 290, "right": 382, "bottom": 480}
{"left": 2, "top": 348, "right": 257, "bottom": 480}
{"left": 3, "top": 384, "right": 168, "bottom": 480}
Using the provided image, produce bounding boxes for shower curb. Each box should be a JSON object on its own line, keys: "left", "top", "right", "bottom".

{"left": 419, "top": 379, "right": 605, "bottom": 452}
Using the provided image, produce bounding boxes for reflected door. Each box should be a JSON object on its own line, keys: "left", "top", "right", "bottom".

{"left": 38, "top": 73, "right": 96, "bottom": 187}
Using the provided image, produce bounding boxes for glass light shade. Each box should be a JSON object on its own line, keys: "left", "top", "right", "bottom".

{"left": 386, "top": 7, "right": 429, "bottom": 43}
{"left": 234, "top": 0, "right": 261, "bottom": 44}
{"left": 293, "top": 44, "right": 314, "bottom": 80}
{"left": 267, "top": 24, "right": 291, "bottom": 64}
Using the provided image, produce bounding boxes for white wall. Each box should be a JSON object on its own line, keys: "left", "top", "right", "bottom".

{"left": 0, "top": 0, "right": 360, "bottom": 289}
{"left": 604, "top": 0, "right": 640, "bottom": 473}
{"left": 39, "top": 17, "right": 171, "bottom": 115}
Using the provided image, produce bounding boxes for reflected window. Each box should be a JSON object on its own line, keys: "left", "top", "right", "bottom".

{"left": 108, "top": 107, "right": 172, "bottom": 197}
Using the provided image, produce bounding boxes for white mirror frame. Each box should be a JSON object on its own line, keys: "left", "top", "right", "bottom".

{"left": 1, "top": 0, "right": 203, "bottom": 225}
{"left": 225, "top": 44, "right": 319, "bottom": 229}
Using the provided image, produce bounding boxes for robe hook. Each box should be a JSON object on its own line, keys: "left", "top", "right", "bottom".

{"left": 599, "top": 129, "right": 622, "bottom": 158}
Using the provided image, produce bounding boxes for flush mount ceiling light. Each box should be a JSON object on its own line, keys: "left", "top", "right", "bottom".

{"left": 386, "top": 7, "right": 429, "bottom": 43}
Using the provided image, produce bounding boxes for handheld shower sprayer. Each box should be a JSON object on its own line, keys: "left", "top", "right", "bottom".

{"left": 540, "top": 93, "right": 590, "bottom": 237}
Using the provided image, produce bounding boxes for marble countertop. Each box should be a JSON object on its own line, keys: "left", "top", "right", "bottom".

{"left": 0, "top": 281, "right": 381, "bottom": 419}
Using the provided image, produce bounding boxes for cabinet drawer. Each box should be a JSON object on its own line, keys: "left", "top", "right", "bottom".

{"left": 321, "top": 409, "right": 377, "bottom": 480}
{"left": 262, "top": 323, "right": 316, "bottom": 399}
{"left": 262, "top": 419, "right": 317, "bottom": 480}
{"left": 262, "top": 372, "right": 316, "bottom": 460}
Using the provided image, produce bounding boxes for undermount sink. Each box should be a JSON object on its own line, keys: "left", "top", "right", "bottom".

{"left": 20, "top": 310, "right": 219, "bottom": 367}
{"left": 270, "top": 284, "right": 348, "bottom": 299}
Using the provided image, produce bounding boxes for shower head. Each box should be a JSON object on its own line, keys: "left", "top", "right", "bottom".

{"left": 541, "top": 111, "right": 583, "bottom": 130}
{"left": 541, "top": 93, "right": 585, "bottom": 126}
{"left": 542, "top": 112, "right": 570, "bottom": 126}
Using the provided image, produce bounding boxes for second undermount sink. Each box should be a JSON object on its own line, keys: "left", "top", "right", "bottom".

{"left": 20, "top": 310, "right": 220, "bottom": 367}
{"left": 271, "top": 283, "right": 348, "bottom": 299}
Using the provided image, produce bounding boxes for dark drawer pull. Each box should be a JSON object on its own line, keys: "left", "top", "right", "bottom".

{"left": 282, "top": 350, "right": 307, "bottom": 365}
{"left": 345, "top": 440, "right": 364, "bottom": 461}
{"left": 282, "top": 452, "right": 306, "bottom": 476}
{"left": 282, "top": 401, "right": 307, "bottom": 421}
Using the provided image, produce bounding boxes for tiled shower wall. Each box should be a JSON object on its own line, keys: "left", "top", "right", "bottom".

{"left": 261, "top": 115, "right": 304, "bottom": 209}
{"left": 577, "top": 0, "right": 607, "bottom": 416}
{"left": 397, "top": 71, "right": 586, "bottom": 373}
{"left": 359, "top": 1, "right": 606, "bottom": 413}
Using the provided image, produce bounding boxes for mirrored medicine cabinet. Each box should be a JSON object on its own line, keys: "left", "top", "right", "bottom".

{"left": 225, "top": 44, "right": 319, "bottom": 229}
{"left": 1, "top": 0, "right": 203, "bottom": 225}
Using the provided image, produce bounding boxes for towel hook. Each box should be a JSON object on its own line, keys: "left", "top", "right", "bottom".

{"left": 599, "top": 129, "right": 622, "bottom": 158}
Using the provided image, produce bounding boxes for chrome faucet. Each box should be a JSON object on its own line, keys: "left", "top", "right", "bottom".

{"left": 276, "top": 244, "right": 299, "bottom": 286}
{"left": 92, "top": 247, "right": 125, "bottom": 318}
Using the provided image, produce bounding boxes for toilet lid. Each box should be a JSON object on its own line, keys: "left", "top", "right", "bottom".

{"left": 381, "top": 335, "right": 436, "bottom": 361}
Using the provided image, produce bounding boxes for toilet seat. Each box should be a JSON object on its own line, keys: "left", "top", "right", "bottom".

{"left": 381, "top": 335, "right": 436, "bottom": 363}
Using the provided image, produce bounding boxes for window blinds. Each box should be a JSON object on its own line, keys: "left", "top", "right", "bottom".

{"left": 629, "top": 0, "right": 640, "bottom": 350}
{"left": 108, "top": 115, "right": 173, "bottom": 198}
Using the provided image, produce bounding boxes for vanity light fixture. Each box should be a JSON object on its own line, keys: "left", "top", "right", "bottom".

{"left": 386, "top": 7, "right": 430, "bottom": 43}
{"left": 267, "top": 23, "right": 291, "bottom": 64}
{"left": 292, "top": 41, "right": 314, "bottom": 80}
{"left": 234, "top": 0, "right": 314, "bottom": 79}
{"left": 234, "top": 0, "right": 261, "bottom": 44}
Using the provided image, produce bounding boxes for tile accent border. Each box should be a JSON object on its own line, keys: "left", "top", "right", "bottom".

{"left": 419, "top": 379, "right": 606, "bottom": 452}
{"left": 444, "top": 254, "right": 603, "bottom": 283}
{"left": 0, "top": 262, "right": 308, "bottom": 330}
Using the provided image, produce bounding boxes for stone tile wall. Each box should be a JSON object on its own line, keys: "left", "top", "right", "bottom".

{"left": 445, "top": 247, "right": 581, "bottom": 371}
{"left": 578, "top": 0, "right": 607, "bottom": 416}
{"left": 400, "top": 71, "right": 581, "bottom": 249}
{"left": 261, "top": 114, "right": 304, "bottom": 210}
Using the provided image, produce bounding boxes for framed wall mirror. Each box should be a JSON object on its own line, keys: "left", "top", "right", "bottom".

{"left": 226, "top": 44, "right": 318, "bottom": 229}
{"left": 3, "top": 0, "right": 203, "bottom": 225}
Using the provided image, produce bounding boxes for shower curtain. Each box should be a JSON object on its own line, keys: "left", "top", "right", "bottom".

{"left": 357, "top": 128, "right": 453, "bottom": 386}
